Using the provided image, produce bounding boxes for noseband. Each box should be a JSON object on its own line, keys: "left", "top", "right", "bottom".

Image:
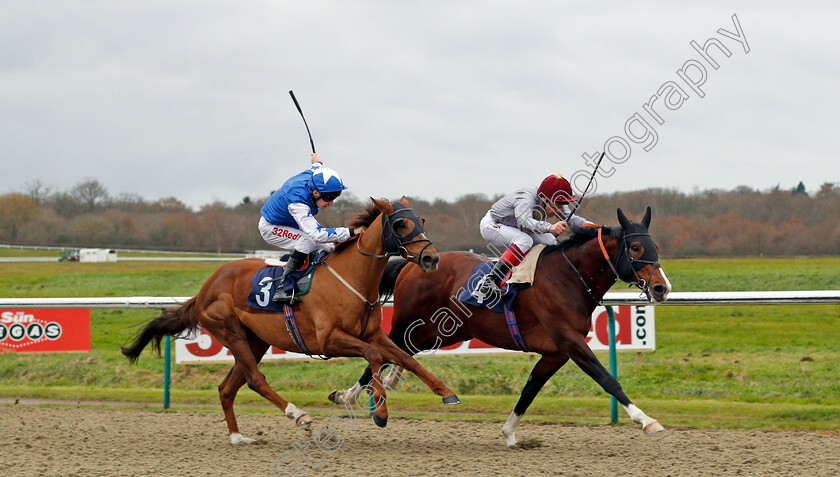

{"left": 357, "top": 202, "right": 434, "bottom": 262}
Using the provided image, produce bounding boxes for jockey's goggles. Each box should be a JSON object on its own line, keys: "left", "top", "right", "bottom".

{"left": 317, "top": 190, "right": 342, "bottom": 202}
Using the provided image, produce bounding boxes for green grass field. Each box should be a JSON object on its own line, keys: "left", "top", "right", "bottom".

{"left": 1, "top": 254, "right": 838, "bottom": 432}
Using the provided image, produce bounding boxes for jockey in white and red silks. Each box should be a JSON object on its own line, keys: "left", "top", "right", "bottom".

{"left": 472, "top": 174, "right": 593, "bottom": 304}
{"left": 258, "top": 153, "right": 364, "bottom": 287}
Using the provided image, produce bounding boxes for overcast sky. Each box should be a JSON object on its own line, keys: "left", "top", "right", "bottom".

{"left": 1, "top": 1, "right": 838, "bottom": 209}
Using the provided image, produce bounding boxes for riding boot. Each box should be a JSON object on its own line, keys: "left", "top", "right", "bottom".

{"left": 273, "top": 250, "right": 308, "bottom": 303}
{"left": 471, "top": 245, "right": 525, "bottom": 305}
{"left": 471, "top": 259, "right": 512, "bottom": 305}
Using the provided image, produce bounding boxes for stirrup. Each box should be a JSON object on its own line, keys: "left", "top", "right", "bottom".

{"left": 271, "top": 252, "right": 308, "bottom": 304}
{"left": 272, "top": 288, "right": 301, "bottom": 304}
{"left": 471, "top": 275, "right": 499, "bottom": 305}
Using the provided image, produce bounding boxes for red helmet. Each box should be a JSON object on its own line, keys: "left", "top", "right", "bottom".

{"left": 538, "top": 174, "right": 576, "bottom": 203}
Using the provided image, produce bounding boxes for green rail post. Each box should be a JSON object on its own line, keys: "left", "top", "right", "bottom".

{"left": 607, "top": 306, "right": 618, "bottom": 424}
{"left": 163, "top": 335, "right": 171, "bottom": 409}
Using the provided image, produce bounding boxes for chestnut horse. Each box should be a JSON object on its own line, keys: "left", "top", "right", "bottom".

{"left": 330, "top": 207, "right": 671, "bottom": 446}
{"left": 122, "top": 198, "right": 460, "bottom": 444}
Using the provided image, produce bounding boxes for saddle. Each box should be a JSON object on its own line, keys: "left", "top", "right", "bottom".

{"left": 458, "top": 244, "right": 546, "bottom": 312}
{"left": 246, "top": 252, "right": 327, "bottom": 311}
{"left": 272, "top": 253, "right": 320, "bottom": 303}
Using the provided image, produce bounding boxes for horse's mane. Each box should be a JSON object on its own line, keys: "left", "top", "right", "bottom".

{"left": 544, "top": 225, "right": 619, "bottom": 255}
{"left": 334, "top": 199, "right": 384, "bottom": 254}
{"left": 347, "top": 199, "right": 383, "bottom": 229}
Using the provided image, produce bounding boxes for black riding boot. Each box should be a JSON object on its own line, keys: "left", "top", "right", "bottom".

{"left": 273, "top": 250, "right": 308, "bottom": 303}
{"left": 471, "top": 259, "right": 512, "bottom": 305}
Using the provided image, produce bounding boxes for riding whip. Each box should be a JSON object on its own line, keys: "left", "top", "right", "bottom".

{"left": 289, "top": 90, "right": 316, "bottom": 154}
{"left": 566, "top": 151, "right": 605, "bottom": 221}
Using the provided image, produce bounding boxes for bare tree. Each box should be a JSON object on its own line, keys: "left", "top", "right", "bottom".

{"left": 72, "top": 178, "right": 109, "bottom": 212}
{"left": 23, "top": 179, "right": 52, "bottom": 204}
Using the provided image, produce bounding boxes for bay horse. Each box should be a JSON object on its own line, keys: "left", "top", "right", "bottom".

{"left": 330, "top": 207, "right": 672, "bottom": 446}
{"left": 122, "top": 197, "right": 460, "bottom": 444}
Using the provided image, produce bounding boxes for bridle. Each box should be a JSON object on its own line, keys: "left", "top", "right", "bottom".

{"left": 614, "top": 230, "right": 661, "bottom": 299}
{"left": 357, "top": 202, "right": 434, "bottom": 263}
{"left": 562, "top": 226, "right": 661, "bottom": 303}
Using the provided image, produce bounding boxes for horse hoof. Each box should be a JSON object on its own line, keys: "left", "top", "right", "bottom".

{"left": 644, "top": 421, "right": 665, "bottom": 434}
{"left": 372, "top": 413, "right": 388, "bottom": 428}
{"left": 296, "top": 414, "right": 313, "bottom": 427}
{"left": 442, "top": 394, "right": 461, "bottom": 405}
{"left": 328, "top": 390, "right": 339, "bottom": 404}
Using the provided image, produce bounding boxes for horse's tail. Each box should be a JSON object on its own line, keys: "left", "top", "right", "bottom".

{"left": 121, "top": 297, "right": 199, "bottom": 364}
{"left": 379, "top": 257, "right": 410, "bottom": 299}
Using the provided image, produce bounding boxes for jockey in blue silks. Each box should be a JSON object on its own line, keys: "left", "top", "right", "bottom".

{"left": 258, "top": 153, "right": 364, "bottom": 295}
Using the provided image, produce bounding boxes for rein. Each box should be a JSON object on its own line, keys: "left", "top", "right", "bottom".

{"left": 562, "top": 248, "right": 600, "bottom": 304}
{"left": 356, "top": 235, "right": 388, "bottom": 259}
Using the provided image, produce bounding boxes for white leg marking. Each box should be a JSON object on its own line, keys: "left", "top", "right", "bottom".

{"left": 230, "top": 432, "right": 256, "bottom": 445}
{"left": 502, "top": 411, "right": 522, "bottom": 447}
{"left": 623, "top": 403, "right": 665, "bottom": 433}
{"left": 285, "top": 402, "right": 312, "bottom": 426}
{"left": 383, "top": 366, "right": 404, "bottom": 391}
{"left": 334, "top": 382, "right": 364, "bottom": 405}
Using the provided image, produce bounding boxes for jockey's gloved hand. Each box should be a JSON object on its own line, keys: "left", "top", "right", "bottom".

{"left": 549, "top": 221, "right": 568, "bottom": 235}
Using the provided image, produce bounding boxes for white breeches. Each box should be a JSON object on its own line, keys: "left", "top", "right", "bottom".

{"left": 479, "top": 212, "right": 555, "bottom": 254}
{"left": 258, "top": 217, "right": 335, "bottom": 254}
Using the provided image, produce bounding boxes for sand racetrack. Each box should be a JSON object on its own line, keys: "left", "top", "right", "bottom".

{"left": 1, "top": 405, "right": 838, "bottom": 476}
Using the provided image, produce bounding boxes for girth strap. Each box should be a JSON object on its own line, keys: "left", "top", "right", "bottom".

{"left": 503, "top": 303, "right": 529, "bottom": 352}
{"left": 283, "top": 304, "right": 329, "bottom": 360}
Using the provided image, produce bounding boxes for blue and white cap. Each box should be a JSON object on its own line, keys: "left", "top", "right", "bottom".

{"left": 312, "top": 166, "right": 348, "bottom": 193}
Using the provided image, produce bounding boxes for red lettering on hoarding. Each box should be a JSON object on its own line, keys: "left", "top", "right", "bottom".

{"left": 585, "top": 306, "right": 632, "bottom": 346}
{"left": 185, "top": 328, "right": 225, "bottom": 357}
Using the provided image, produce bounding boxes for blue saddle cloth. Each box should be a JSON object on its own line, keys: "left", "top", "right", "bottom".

{"left": 457, "top": 261, "right": 525, "bottom": 313}
{"left": 246, "top": 252, "right": 327, "bottom": 312}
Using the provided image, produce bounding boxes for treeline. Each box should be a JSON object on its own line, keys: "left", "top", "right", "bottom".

{"left": 1, "top": 179, "right": 838, "bottom": 256}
